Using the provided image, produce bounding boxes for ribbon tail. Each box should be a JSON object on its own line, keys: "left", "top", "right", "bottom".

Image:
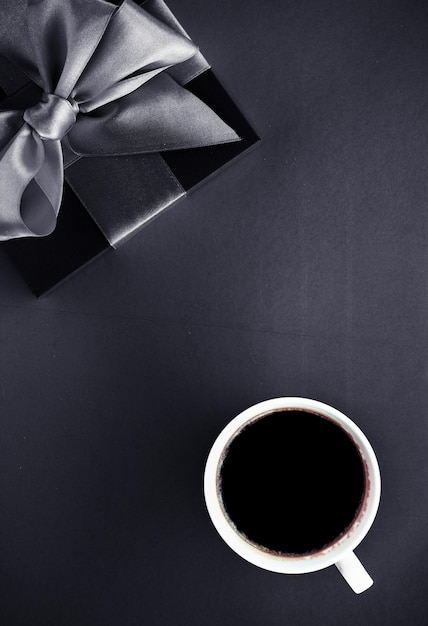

{"left": 68, "top": 72, "right": 240, "bottom": 156}
{"left": 0, "top": 123, "right": 63, "bottom": 240}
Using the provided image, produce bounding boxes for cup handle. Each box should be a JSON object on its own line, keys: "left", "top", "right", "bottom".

{"left": 335, "top": 551, "right": 373, "bottom": 593}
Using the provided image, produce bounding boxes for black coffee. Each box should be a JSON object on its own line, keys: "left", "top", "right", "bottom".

{"left": 219, "top": 410, "right": 366, "bottom": 556}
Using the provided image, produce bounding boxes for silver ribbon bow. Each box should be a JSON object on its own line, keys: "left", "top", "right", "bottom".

{"left": 0, "top": 0, "right": 239, "bottom": 240}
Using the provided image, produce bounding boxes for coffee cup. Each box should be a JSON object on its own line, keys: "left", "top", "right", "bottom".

{"left": 204, "top": 397, "right": 381, "bottom": 593}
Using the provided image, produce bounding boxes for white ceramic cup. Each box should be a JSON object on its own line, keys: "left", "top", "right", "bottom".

{"left": 204, "top": 397, "right": 381, "bottom": 594}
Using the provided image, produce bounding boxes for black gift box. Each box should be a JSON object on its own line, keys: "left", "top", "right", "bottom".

{"left": 0, "top": 0, "right": 259, "bottom": 296}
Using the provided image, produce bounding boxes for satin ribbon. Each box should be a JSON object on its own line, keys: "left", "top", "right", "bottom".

{"left": 0, "top": 0, "right": 239, "bottom": 241}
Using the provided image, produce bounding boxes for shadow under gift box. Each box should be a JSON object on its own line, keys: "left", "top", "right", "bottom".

{"left": 0, "top": 0, "right": 259, "bottom": 297}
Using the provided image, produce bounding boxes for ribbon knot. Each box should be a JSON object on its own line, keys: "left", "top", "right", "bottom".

{"left": 23, "top": 94, "right": 79, "bottom": 141}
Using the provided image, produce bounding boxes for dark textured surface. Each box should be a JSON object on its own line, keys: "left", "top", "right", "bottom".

{"left": 0, "top": 0, "right": 427, "bottom": 623}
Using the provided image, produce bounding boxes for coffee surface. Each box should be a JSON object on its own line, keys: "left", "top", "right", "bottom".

{"left": 219, "top": 410, "right": 366, "bottom": 555}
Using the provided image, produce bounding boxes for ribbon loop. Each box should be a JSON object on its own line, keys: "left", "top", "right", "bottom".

{"left": 23, "top": 93, "right": 79, "bottom": 141}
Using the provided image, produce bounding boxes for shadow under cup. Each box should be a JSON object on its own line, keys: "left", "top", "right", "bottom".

{"left": 216, "top": 408, "right": 369, "bottom": 558}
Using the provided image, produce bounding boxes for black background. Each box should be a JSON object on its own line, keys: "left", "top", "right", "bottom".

{"left": 1, "top": 0, "right": 428, "bottom": 623}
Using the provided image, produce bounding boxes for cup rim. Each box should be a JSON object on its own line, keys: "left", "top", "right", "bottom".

{"left": 204, "top": 397, "right": 381, "bottom": 574}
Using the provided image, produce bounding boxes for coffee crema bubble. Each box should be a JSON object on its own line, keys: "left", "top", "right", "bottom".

{"left": 218, "top": 410, "right": 367, "bottom": 556}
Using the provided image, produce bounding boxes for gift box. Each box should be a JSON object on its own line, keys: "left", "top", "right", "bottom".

{"left": 0, "top": 0, "right": 259, "bottom": 296}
